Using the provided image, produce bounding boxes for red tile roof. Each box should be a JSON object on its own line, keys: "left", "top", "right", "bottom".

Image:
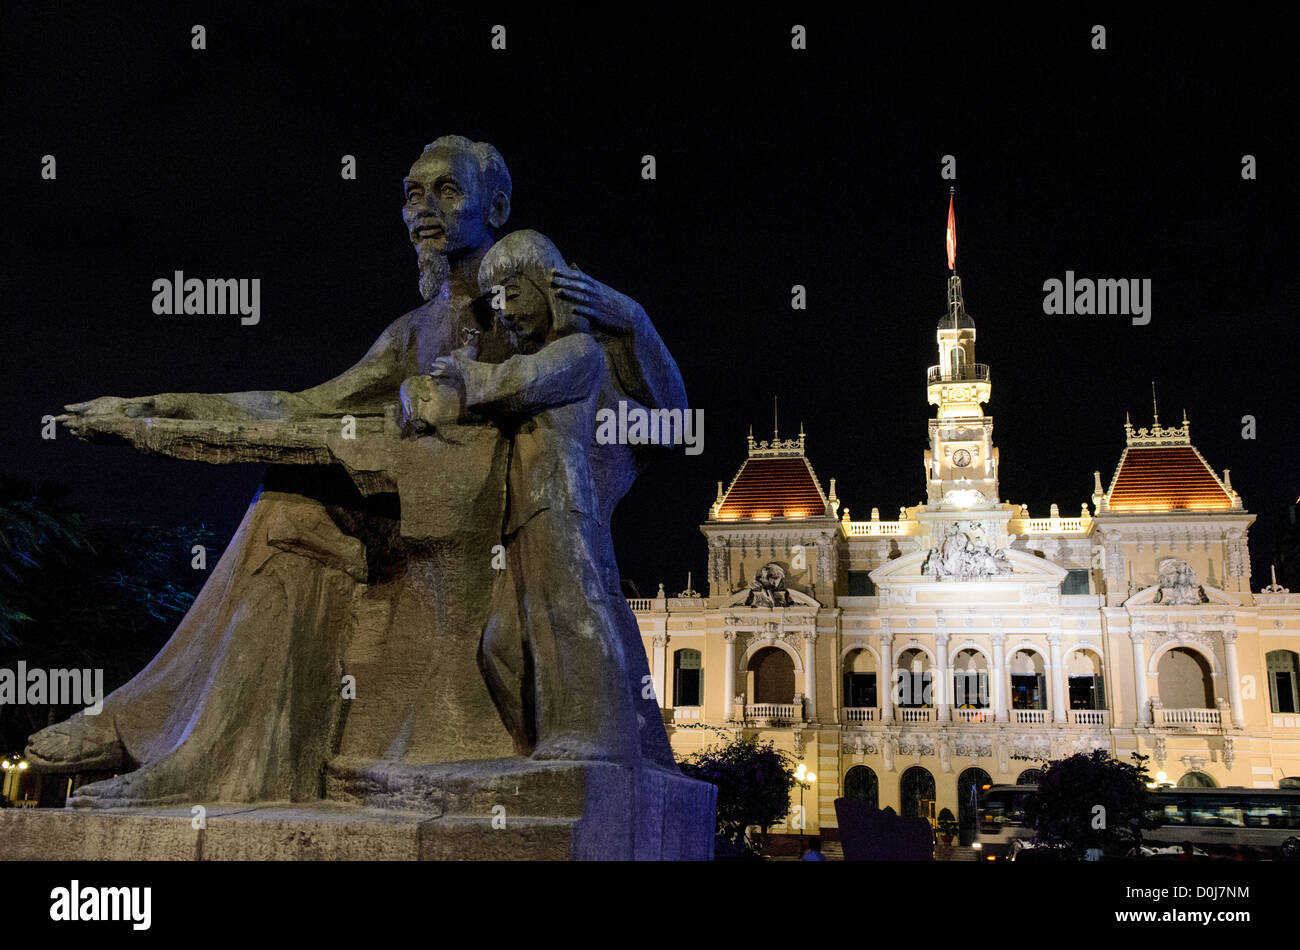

{"left": 716, "top": 457, "right": 828, "bottom": 520}
{"left": 1106, "top": 446, "right": 1233, "bottom": 512}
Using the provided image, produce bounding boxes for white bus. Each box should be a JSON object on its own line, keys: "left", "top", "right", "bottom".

{"left": 977, "top": 784, "right": 1300, "bottom": 860}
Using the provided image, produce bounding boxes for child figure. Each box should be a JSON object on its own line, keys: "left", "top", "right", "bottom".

{"left": 399, "top": 229, "right": 640, "bottom": 764}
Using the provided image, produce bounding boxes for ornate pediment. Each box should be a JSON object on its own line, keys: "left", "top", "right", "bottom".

{"left": 1126, "top": 577, "right": 1240, "bottom": 608}
{"left": 722, "top": 561, "right": 821, "bottom": 608}
{"left": 717, "top": 561, "right": 816, "bottom": 613}
{"left": 870, "top": 547, "right": 1068, "bottom": 583}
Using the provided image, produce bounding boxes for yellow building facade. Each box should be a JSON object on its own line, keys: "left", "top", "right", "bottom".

{"left": 635, "top": 271, "right": 1300, "bottom": 840}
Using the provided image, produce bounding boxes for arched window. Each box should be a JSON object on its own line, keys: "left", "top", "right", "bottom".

{"left": 950, "top": 345, "right": 967, "bottom": 378}
{"left": 1066, "top": 649, "right": 1106, "bottom": 710}
{"left": 1157, "top": 647, "right": 1214, "bottom": 708}
{"left": 895, "top": 648, "right": 932, "bottom": 708}
{"left": 673, "top": 649, "right": 702, "bottom": 707}
{"left": 1266, "top": 651, "right": 1299, "bottom": 714}
{"left": 900, "top": 766, "right": 936, "bottom": 822}
{"left": 957, "top": 768, "right": 992, "bottom": 845}
{"left": 844, "top": 766, "right": 879, "bottom": 809}
{"left": 842, "top": 648, "right": 878, "bottom": 709}
{"left": 1008, "top": 650, "right": 1047, "bottom": 710}
{"left": 952, "top": 649, "right": 990, "bottom": 709}
{"left": 749, "top": 646, "right": 795, "bottom": 704}
{"left": 1177, "top": 771, "right": 1217, "bottom": 788}
{"left": 1016, "top": 769, "right": 1044, "bottom": 786}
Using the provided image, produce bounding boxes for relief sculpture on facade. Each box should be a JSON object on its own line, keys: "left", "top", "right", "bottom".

{"left": 923, "top": 522, "right": 1012, "bottom": 580}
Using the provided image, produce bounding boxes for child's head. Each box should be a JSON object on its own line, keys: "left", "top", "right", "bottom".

{"left": 478, "top": 230, "right": 586, "bottom": 352}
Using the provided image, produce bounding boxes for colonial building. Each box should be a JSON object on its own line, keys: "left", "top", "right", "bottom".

{"left": 635, "top": 265, "right": 1300, "bottom": 842}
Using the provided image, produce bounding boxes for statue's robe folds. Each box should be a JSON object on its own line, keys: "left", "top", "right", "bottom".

{"left": 31, "top": 287, "right": 684, "bottom": 805}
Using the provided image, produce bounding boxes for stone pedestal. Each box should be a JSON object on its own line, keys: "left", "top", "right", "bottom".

{"left": 0, "top": 759, "right": 716, "bottom": 860}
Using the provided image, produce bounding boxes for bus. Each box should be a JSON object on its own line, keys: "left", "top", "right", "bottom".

{"left": 977, "top": 783, "right": 1300, "bottom": 860}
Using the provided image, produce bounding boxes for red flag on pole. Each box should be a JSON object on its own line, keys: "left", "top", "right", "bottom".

{"left": 945, "top": 191, "right": 956, "bottom": 271}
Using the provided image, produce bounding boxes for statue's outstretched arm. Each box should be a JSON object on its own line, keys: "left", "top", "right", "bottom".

{"left": 290, "top": 320, "right": 407, "bottom": 416}
{"left": 60, "top": 317, "right": 409, "bottom": 434}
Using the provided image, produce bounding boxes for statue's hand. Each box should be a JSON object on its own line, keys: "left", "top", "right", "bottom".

{"left": 57, "top": 396, "right": 128, "bottom": 437}
{"left": 59, "top": 394, "right": 187, "bottom": 437}
{"left": 63, "top": 393, "right": 190, "bottom": 420}
{"left": 120, "top": 393, "right": 189, "bottom": 418}
{"left": 397, "top": 374, "right": 461, "bottom": 437}
{"left": 62, "top": 396, "right": 130, "bottom": 419}
{"left": 550, "top": 264, "right": 639, "bottom": 335}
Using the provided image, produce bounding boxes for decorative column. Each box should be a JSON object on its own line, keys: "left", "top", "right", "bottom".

{"left": 802, "top": 630, "right": 819, "bottom": 723}
{"left": 723, "top": 630, "right": 737, "bottom": 721}
{"left": 652, "top": 633, "right": 668, "bottom": 708}
{"left": 1223, "top": 629, "right": 1245, "bottom": 729}
{"left": 879, "top": 622, "right": 894, "bottom": 722}
{"left": 991, "top": 627, "right": 1007, "bottom": 723}
{"left": 1130, "top": 629, "right": 1150, "bottom": 725}
{"left": 1048, "top": 627, "right": 1067, "bottom": 724}
{"left": 934, "top": 621, "right": 950, "bottom": 722}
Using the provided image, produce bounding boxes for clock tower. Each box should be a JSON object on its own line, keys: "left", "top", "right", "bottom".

{"left": 923, "top": 222, "right": 1000, "bottom": 509}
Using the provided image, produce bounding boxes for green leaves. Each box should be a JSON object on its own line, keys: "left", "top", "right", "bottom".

{"left": 1024, "top": 749, "right": 1158, "bottom": 859}
{"left": 678, "top": 734, "right": 800, "bottom": 855}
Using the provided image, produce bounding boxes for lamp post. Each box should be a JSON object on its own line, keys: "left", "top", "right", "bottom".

{"left": 1, "top": 756, "right": 28, "bottom": 804}
{"left": 793, "top": 763, "right": 817, "bottom": 834}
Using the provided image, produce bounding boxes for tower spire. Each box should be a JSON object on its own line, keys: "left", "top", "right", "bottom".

{"left": 773, "top": 395, "right": 779, "bottom": 440}
{"left": 1151, "top": 381, "right": 1159, "bottom": 426}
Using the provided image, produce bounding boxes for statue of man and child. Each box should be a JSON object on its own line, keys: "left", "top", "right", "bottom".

{"left": 26, "top": 135, "right": 687, "bottom": 806}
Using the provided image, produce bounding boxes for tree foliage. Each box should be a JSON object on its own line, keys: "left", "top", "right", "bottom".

{"left": 678, "top": 733, "right": 798, "bottom": 855}
{"left": 1025, "top": 749, "right": 1159, "bottom": 858}
{"left": 0, "top": 478, "right": 91, "bottom": 644}
{"left": 0, "top": 477, "right": 215, "bottom": 751}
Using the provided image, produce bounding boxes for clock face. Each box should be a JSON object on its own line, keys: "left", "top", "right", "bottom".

{"left": 952, "top": 449, "right": 972, "bottom": 468}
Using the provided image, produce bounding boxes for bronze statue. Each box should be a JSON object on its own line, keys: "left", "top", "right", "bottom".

{"left": 28, "top": 136, "right": 683, "bottom": 808}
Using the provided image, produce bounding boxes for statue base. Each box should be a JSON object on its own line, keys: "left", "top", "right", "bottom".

{"left": 0, "top": 760, "right": 717, "bottom": 860}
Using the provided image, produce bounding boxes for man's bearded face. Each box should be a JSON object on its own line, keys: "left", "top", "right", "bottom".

{"left": 415, "top": 241, "right": 450, "bottom": 301}
{"left": 402, "top": 146, "right": 493, "bottom": 300}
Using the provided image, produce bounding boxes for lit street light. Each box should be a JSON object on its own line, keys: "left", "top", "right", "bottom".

{"left": 793, "top": 763, "right": 817, "bottom": 833}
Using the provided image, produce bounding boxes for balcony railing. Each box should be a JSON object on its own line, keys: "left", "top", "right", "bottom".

{"left": 838, "top": 707, "right": 1106, "bottom": 726}
{"left": 927, "top": 364, "right": 990, "bottom": 385}
{"left": 745, "top": 703, "right": 800, "bottom": 723}
{"left": 844, "top": 520, "right": 907, "bottom": 536}
{"left": 1153, "top": 706, "right": 1226, "bottom": 730}
{"left": 627, "top": 598, "right": 654, "bottom": 612}
{"left": 1018, "top": 517, "right": 1088, "bottom": 533}
{"left": 672, "top": 706, "right": 701, "bottom": 722}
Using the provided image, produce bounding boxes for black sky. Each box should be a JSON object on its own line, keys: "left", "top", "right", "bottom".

{"left": 2, "top": 6, "right": 1297, "bottom": 595}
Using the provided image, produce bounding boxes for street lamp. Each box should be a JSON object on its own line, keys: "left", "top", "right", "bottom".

{"left": 793, "top": 763, "right": 817, "bottom": 832}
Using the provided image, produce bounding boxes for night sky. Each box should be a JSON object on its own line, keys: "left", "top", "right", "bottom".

{"left": 2, "top": 7, "right": 1296, "bottom": 596}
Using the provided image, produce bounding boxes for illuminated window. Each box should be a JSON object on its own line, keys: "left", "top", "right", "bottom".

{"left": 1267, "top": 651, "right": 1299, "bottom": 714}
{"left": 673, "top": 649, "right": 702, "bottom": 707}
